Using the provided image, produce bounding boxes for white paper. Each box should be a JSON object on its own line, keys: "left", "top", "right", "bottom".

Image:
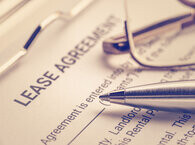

{"left": 0, "top": 0, "right": 195, "bottom": 145}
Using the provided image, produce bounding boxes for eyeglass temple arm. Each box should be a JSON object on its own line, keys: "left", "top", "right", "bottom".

{"left": 0, "top": 11, "right": 67, "bottom": 75}
{"left": 103, "top": 12, "right": 195, "bottom": 54}
{"left": 0, "top": 0, "right": 94, "bottom": 75}
{"left": 24, "top": 11, "right": 69, "bottom": 50}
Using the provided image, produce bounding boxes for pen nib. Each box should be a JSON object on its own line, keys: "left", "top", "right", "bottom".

{"left": 99, "top": 94, "right": 110, "bottom": 102}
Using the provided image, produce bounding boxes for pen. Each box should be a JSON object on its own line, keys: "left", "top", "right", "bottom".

{"left": 99, "top": 80, "right": 195, "bottom": 112}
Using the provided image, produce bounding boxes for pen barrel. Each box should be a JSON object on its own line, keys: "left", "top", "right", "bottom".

{"left": 123, "top": 81, "right": 195, "bottom": 111}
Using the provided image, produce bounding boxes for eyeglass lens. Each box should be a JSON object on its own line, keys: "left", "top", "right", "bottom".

{"left": 125, "top": 0, "right": 195, "bottom": 68}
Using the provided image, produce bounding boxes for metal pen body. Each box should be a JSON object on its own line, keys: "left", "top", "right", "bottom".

{"left": 100, "top": 80, "right": 195, "bottom": 112}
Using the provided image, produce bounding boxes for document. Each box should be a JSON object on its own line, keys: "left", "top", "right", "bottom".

{"left": 0, "top": 0, "right": 195, "bottom": 145}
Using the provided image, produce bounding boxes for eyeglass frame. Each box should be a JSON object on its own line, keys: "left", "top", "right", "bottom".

{"left": 103, "top": 0, "right": 195, "bottom": 69}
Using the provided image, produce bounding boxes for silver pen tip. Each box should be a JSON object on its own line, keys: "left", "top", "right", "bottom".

{"left": 99, "top": 94, "right": 110, "bottom": 102}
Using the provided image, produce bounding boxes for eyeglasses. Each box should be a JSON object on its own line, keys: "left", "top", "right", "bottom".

{"left": 0, "top": 0, "right": 94, "bottom": 75}
{"left": 103, "top": 0, "right": 195, "bottom": 68}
